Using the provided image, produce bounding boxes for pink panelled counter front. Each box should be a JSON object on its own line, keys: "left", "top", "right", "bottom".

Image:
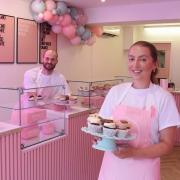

{"left": 172, "top": 91, "right": 180, "bottom": 145}
{"left": 0, "top": 106, "right": 103, "bottom": 180}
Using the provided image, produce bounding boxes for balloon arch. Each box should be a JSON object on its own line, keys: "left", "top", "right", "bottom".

{"left": 31, "top": 0, "right": 103, "bottom": 46}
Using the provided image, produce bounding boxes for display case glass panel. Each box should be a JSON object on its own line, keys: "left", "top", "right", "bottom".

{"left": 68, "top": 78, "right": 129, "bottom": 111}
{"left": 0, "top": 85, "right": 67, "bottom": 148}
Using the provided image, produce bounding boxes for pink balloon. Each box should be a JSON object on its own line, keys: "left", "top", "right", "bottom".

{"left": 62, "top": 25, "right": 76, "bottom": 39}
{"left": 38, "top": 13, "right": 44, "bottom": 20}
{"left": 43, "top": 10, "right": 53, "bottom": 21}
{"left": 45, "top": 0, "right": 56, "bottom": 11}
{"left": 52, "top": 25, "right": 62, "bottom": 34}
{"left": 61, "top": 14, "right": 72, "bottom": 26}
{"left": 71, "top": 20, "right": 76, "bottom": 26}
{"left": 90, "top": 26, "right": 103, "bottom": 37}
{"left": 33, "top": 13, "right": 44, "bottom": 23}
{"left": 48, "top": 15, "right": 59, "bottom": 25}
{"left": 56, "top": 16, "right": 63, "bottom": 25}
{"left": 70, "top": 36, "right": 81, "bottom": 45}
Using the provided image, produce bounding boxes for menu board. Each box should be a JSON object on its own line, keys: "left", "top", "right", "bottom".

{"left": 0, "top": 14, "right": 15, "bottom": 63}
{"left": 17, "top": 18, "right": 38, "bottom": 63}
{"left": 39, "top": 22, "right": 57, "bottom": 63}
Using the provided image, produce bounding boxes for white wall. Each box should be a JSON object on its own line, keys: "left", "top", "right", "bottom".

{"left": 57, "top": 32, "right": 125, "bottom": 82}
{"left": 141, "top": 26, "right": 180, "bottom": 88}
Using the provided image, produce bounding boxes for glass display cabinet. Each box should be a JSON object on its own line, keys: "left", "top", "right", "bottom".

{"left": 68, "top": 78, "right": 125, "bottom": 111}
{"left": 0, "top": 85, "right": 67, "bottom": 149}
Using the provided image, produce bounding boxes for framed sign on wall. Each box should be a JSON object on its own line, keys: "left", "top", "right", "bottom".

{"left": 153, "top": 43, "right": 171, "bottom": 79}
{"left": 0, "top": 14, "right": 15, "bottom": 63}
{"left": 17, "top": 18, "right": 38, "bottom": 64}
{"left": 39, "top": 22, "right": 57, "bottom": 63}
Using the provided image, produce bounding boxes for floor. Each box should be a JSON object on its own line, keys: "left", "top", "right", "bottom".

{"left": 161, "top": 146, "right": 180, "bottom": 180}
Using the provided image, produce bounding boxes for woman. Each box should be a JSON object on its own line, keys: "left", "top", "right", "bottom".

{"left": 98, "top": 41, "right": 180, "bottom": 180}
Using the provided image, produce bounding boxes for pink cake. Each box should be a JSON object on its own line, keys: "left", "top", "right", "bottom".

{"left": 41, "top": 122, "right": 55, "bottom": 135}
{"left": 11, "top": 108, "right": 47, "bottom": 125}
{"left": 21, "top": 125, "right": 40, "bottom": 140}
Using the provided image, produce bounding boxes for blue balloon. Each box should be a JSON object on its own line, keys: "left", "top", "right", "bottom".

{"left": 69, "top": 7, "right": 78, "bottom": 19}
{"left": 76, "top": 26, "right": 85, "bottom": 36}
{"left": 81, "top": 29, "right": 92, "bottom": 41}
{"left": 31, "top": 1, "right": 45, "bottom": 13}
{"left": 56, "top": 1, "right": 68, "bottom": 15}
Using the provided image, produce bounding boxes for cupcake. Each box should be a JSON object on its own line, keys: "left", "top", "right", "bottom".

{"left": 116, "top": 120, "right": 131, "bottom": 138}
{"left": 101, "top": 118, "right": 114, "bottom": 125}
{"left": 28, "top": 95, "right": 36, "bottom": 101}
{"left": 37, "top": 95, "right": 43, "bottom": 100}
{"left": 103, "top": 122, "right": 117, "bottom": 137}
{"left": 59, "top": 95, "right": 69, "bottom": 101}
{"left": 117, "top": 129, "right": 129, "bottom": 138}
{"left": 69, "top": 95, "right": 77, "bottom": 101}
{"left": 69, "top": 96, "right": 78, "bottom": 104}
{"left": 117, "top": 120, "right": 131, "bottom": 130}
{"left": 87, "top": 114, "right": 102, "bottom": 133}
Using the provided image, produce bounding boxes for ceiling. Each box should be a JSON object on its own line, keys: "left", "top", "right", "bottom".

{"left": 55, "top": 0, "right": 180, "bottom": 27}
{"left": 57, "top": 0, "right": 179, "bottom": 8}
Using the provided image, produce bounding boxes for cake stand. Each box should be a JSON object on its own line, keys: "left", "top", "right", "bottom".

{"left": 81, "top": 127, "right": 136, "bottom": 151}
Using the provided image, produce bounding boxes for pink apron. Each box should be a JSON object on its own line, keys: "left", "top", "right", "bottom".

{"left": 98, "top": 85, "right": 160, "bottom": 180}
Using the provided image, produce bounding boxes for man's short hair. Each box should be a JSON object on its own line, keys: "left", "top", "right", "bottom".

{"left": 44, "top": 50, "right": 58, "bottom": 58}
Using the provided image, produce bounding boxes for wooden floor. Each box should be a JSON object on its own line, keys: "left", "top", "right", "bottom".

{"left": 161, "top": 146, "right": 180, "bottom": 180}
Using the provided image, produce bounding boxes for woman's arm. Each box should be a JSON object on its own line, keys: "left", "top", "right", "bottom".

{"left": 114, "top": 126, "right": 177, "bottom": 159}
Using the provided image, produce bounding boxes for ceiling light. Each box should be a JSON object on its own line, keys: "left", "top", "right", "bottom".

{"left": 144, "top": 26, "right": 180, "bottom": 35}
{"left": 101, "top": 0, "right": 106, "bottom": 2}
{"left": 103, "top": 26, "right": 121, "bottom": 36}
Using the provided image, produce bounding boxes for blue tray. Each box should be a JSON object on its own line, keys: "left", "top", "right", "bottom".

{"left": 81, "top": 127, "right": 136, "bottom": 151}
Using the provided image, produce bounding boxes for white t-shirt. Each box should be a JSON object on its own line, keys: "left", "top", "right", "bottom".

{"left": 99, "top": 82, "right": 180, "bottom": 143}
{"left": 23, "top": 67, "right": 70, "bottom": 98}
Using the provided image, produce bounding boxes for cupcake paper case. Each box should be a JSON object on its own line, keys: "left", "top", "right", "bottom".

{"left": 103, "top": 122, "right": 117, "bottom": 137}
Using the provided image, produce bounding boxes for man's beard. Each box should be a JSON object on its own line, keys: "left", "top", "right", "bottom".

{"left": 43, "top": 63, "right": 56, "bottom": 71}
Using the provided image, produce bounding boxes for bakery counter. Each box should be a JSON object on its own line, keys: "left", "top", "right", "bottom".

{"left": 172, "top": 91, "right": 180, "bottom": 113}
{"left": 0, "top": 121, "right": 20, "bottom": 135}
{"left": 65, "top": 105, "right": 90, "bottom": 117}
{"left": 0, "top": 105, "right": 103, "bottom": 180}
{"left": 0, "top": 122, "right": 21, "bottom": 180}
{"left": 171, "top": 91, "right": 180, "bottom": 146}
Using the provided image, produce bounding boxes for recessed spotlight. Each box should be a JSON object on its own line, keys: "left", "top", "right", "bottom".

{"left": 101, "top": 0, "right": 106, "bottom": 2}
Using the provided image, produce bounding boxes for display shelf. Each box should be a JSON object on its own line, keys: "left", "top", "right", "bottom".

{"left": 68, "top": 79, "right": 124, "bottom": 110}
{"left": 0, "top": 85, "right": 67, "bottom": 148}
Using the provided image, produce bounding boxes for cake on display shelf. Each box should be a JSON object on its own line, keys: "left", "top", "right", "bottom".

{"left": 0, "top": 86, "right": 67, "bottom": 148}
{"left": 68, "top": 79, "right": 123, "bottom": 110}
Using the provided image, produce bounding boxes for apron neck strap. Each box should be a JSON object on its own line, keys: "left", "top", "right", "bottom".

{"left": 116, "top": 82, "right": 132, "bottom": 105}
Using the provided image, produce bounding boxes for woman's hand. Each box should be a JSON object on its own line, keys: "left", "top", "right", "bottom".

{"left": 113, "top": 126, "right": 176, "bottom": 159}
{"left": 113, "top": 145, "right": 136, "bottom": 159}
